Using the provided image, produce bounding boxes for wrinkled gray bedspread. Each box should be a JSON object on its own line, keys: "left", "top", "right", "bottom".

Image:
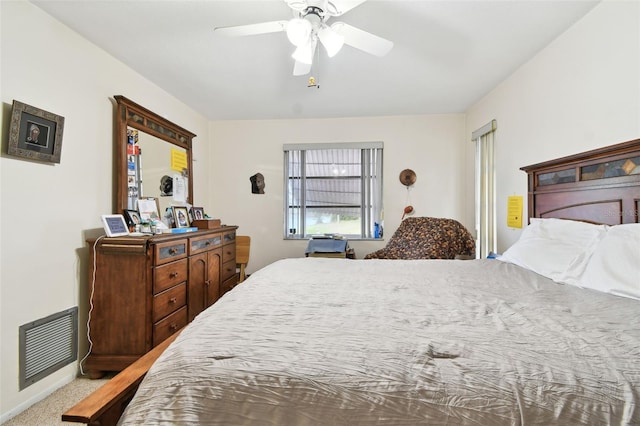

{"left": 119, "top": 258, "right": 640, "bottom": 425}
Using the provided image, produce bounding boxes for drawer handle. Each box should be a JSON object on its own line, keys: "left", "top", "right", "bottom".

{"left": 205, "top": 280, "right": 210, "bottom": 287}
{"left": 169, "top": 324, "right": 178, "bottom": 331}
{"left": 168, "top": 248, "right": 177, "bottom": 255}
{"left": 169, "top": 297, "right": 177, "bottom": 304}
{"left": 205, "top": 241, "right": 211, "bottom": 246}
{"left": 170, "top": 272, "right": 179, "bottom": 278}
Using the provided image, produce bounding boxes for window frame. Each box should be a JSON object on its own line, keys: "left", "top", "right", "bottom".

{"left": 283, "top": 142, "right": 383, "bottom": 240}
{"left": 472, "top": 120, "right": 497, "bottom": 259}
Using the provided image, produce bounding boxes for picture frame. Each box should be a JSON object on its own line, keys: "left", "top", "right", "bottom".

{"left": 172, "top": 206, "right": 190, "bottom": 228}
{"left": 137, "top": 197, "right": 160, "bottom": 222}
{"left": 191, "top": 207, "right": 205, "bottom": 221}
{"left": 8, "top": 100, "right": 65, "bottom": 164}
{"left": 123, "top": 209, "right": 142, "bottom": 228}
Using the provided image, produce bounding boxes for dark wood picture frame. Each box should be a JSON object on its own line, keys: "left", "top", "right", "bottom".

{"left": 172, "top": 206, "right": 190, "bottom": 228}
{"left": 123, "top": 209, "right": 142, "bottom": 228}
{"left": 191, "top": 207, "right": 205, "bottom": 221}
{"left": 8, "top": 100, "right": 65, "bottom": 164}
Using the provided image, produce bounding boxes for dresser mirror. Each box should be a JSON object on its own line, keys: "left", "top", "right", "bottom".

{"left": 114, "top": 95, "right": 196, "bottom": 218}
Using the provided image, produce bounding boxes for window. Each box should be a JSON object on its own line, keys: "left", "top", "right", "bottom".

{"left": 284, "top": 142, "right": 383, "bottom": 240}
{"left": 472, "top": 120, "right": 497, "bottom": 258}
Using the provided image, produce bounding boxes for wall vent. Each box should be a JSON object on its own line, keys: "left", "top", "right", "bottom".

{"left": 19, "top": 307, "right": 78, "bottom": 390}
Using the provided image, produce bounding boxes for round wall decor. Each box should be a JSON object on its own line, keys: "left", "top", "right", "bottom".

{"left": 399, "top": 169, "right": 416, "bottom": 186}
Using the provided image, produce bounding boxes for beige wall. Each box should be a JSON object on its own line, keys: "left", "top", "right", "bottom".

{"left": 1, "top": 0, "right": 638, "bottom": 421}
{"left": 208, "top": 115, "right": 467, "bottom": 273}
{"left": 0, "top": 1, "right": 210, "bottom": 421}
{"left": 465, "top": 0, "right": 640, "bottom": 252}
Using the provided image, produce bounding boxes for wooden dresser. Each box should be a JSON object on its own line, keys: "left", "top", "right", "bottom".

{"left": 85, "top": 226, "right": 238, "bottom": 378}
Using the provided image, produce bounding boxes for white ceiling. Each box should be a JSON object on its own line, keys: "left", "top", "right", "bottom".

{"left": 31, "top": 0, "right": 600, "bottom": 121}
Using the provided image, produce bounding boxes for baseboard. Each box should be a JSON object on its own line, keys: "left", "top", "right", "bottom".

{"left": 0, "top": 370, "right": 76, "bottom": 423}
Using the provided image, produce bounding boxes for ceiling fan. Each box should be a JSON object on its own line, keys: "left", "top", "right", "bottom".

{"left": 214, "top": 0, "right": 393, "bottom": 76}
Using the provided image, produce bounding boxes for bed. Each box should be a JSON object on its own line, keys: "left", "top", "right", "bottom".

{"left": 64, "top": 139, "right": 640, "bottom": 425}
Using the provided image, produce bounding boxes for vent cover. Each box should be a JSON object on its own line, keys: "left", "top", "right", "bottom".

{"left": 19, "top": 307, "right": 78, "bottom": 390}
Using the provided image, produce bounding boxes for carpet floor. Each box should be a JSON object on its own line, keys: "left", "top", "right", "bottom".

{"left": 3, "top": 374, "right": 113, "bottom": 425}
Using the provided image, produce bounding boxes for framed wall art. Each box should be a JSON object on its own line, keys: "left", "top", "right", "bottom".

{"left": 8, "top": 100, "right": 65, "bottom": 164}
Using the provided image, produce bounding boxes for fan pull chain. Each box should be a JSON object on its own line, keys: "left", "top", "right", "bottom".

{"left": 308, "top": 42, "right": 320, "bottom": 89}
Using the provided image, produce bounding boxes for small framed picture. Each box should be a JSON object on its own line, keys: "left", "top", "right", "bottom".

{"left": 172, "top": 206, "right": 190, "bottom": 228}
{"left": 7, "top": 100, "right": 65, "bottom": 164}
{"left": 191, "top": 207, "right": 205, "bottom": 221}
{"left": 137, "top": 197, "right": 160, "bottom": 222}
{"left": 123, "top": 209, "right": 142, "bottom": 228}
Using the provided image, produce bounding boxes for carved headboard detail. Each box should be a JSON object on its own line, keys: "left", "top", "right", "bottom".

{"left": 521, "top": 138, "right": 640, "bottom": 225}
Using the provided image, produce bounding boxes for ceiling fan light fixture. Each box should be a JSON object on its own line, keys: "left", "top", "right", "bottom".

{"left": 318, "top": 24, "right": 344, "bottom": 57}
{"left": 286, "top": 18, "right": 312, "bottom": 47}
{"left": 291, "top": 39, "right": 315, "bottom": 65}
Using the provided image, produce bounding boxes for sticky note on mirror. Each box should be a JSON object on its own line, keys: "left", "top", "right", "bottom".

{"left": 171, "top": 148, "right": 188, "bottom": 173}
{"left": 507, "top": 195, "right": 523, "bottom": 228}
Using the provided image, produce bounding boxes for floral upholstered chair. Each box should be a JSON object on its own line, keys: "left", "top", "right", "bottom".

{"left": 364, "top": 217, "right": 476, "bottom": 260}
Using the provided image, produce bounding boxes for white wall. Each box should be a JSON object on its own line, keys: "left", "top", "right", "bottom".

{"left": 208, "top": 114, "right": 467, "bottom": 273}
{"left": 464, "top": 0, "right": 640, "bottom": 252}
{"left": 0, "top": 1, "right": 210, "bottom": 421}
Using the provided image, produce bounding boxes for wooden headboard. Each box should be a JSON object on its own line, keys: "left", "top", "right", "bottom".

{"left": 521, "top": 138, "right": 640, "bottom": 225}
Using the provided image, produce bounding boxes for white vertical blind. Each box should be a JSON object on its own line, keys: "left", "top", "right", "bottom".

{"left": 361, "top": 147, "right": 383, "bottom": 238}
{"left": 473, "top": 120, "right": 497, "bottom": 258}
{"left": 283, "top": 143, "right": 383, "bottom": 239}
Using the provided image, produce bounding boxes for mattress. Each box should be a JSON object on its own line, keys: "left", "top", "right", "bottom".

{"left": 119, "top": 258, "right": 640, "bottom": 425}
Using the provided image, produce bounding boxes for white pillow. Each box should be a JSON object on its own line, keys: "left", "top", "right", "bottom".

{"left": 578, "top": 224, "right": 640, "bottom": 300}
{"left": 498, "top": 218, "right": 607, "bottom": 283}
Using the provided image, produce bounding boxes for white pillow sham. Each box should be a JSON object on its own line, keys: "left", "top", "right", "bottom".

{"left": 578, "top": 223, "right": 640, "bottom": 300}
{"left": 498, "top": 218, "right": 607, "bottom": 283}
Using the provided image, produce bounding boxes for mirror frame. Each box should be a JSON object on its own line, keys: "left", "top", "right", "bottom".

{"left": 114, "top": 95, "right": 196, "bottom": 214}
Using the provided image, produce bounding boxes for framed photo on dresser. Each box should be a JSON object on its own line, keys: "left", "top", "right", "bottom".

{"left": 172, "top": 206, "right": 190, "bottom": 228}
{"left": 137, "top": 198, "right": 160, "bottom": 222}
{"left": 191, "top": 207, "right": 205, "bottom": 221}
{"left": 123, "top": 209, "right": 141, "bottom": 228}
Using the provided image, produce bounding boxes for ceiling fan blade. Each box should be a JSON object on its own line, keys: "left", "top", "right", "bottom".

{"left": 293, "top": 60, "right": 312, "bottom": 76}
{"left": 326, "top": 0, "right": 368, "bottom": 16}
{"left": 214, "top": 21, "right": 288, "bottom": 37}
{"left": 285, "top": 0, "right": 309, "bottom": 13}
{"left": 330, "top": 22, "right": 393, "bottom": 57}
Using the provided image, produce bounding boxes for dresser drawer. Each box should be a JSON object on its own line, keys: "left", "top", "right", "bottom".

{"left": 153, "top": 306, "right": 187, "bottom": 347}
{"left": 190, "top": 233, "right": 222, "bottom": 255}
{"left": 154, "top": 259, "right": 188, "bottom": 294}
{"left": 221, "top": 259, "right": 236, "bottom": 282}
{"left": 223, "top": 230, "right": 236, "bottom": 245}
{"left": 154, "top": 239, "right": 188, "bottom": 265}
{"left": 220, "top": 275, "right": 238, "bottom": 297}
{"left": 152, "top": 283, "right": 186, "bottom": 323}
{"left": 222, "top": 242, "right": 236, "bottom": 263}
